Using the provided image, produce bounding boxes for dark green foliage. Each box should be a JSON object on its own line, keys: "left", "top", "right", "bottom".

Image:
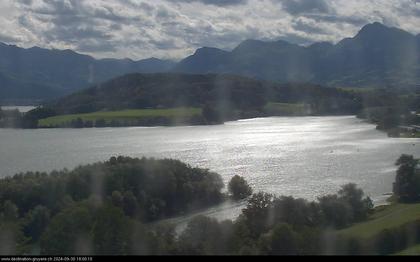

{"left": 393, "top": 155, "right": 420, "bottom": 202}
{"left": 0, "top": 106, "right": 57, "bottom": 128}
{"left": 95, "top": 118, "right": 106, "bottom": 127}
{"left": 46, "top": 73, "right": 360, "bottom": 121}
{"left": 49, "top": 74, "right": 267, "bottom": 116}
{"left": 21, "top": 107, "right": 56, "bottom": 128}
{"left": 318, "top": 184, "right": 373, "bottom": 228}
{"left": 177, "top": 216, "right": 234, "bottom": 255}
{"left": 1, "top": 156, "right": 413, "bottom": 255}
{"left": 318, "top": 195, "right": 353, "bottom": 228}
{"left": 0, "top": 221, "right": 29, "bottom": 255}
{"left": 6, "top": 73, "right": 364, "bottom": 129}
{"left": 258, "top": 223, "right": 299, "bottom": 255}
{"left": 375, "top": 229, "right": 399, "bottom": 255}
{"left": 228, "top": 175, "right": 253, "bottom": 200}
{"left": 202, "top": 104, "right": 222, "bottom": 124}
{"left": 1, "top": 200, "right": 19, "bottom": 222}
{"left": 0, "top": 109, "right": 22, "bottom": 128}
{"left": 240, "top": 192, "right": 274, "bottom": 238}
{"left": 270, "top": 197, "right": 324, "bottom": 228}
{"left": 0, "top": 157, "right": 224, "bottom": 224}
{"left": 338, "top": 184, "right": 374, "bottom": 222}
{"left": 372, "top": 220, "right": 420, "bottom": 255}
{"left": 357, "top": 89, "right": 420, "bottom": 134}
{"left": 40, "top": 202, "right": 95, "bottom": 255}
{"left": 91, "top": 205, "right": 131, "bottom": 255}
{"left": 22, "top": 205, "right": 51, "bottom": 242}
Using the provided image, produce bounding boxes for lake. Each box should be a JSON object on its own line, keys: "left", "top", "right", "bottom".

{"left": 1, "top": 106, "right": 36, "bottom": 113}
{"left": 0, "top": 116, "right": 419, "bottom": 222}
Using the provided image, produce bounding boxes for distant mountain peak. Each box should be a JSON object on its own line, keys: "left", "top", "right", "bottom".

{"left": 356, "top": 22, "right": 414, "bottom": 40}
{"left": 233, "top": 39, "right": 296, "bottom": 53}
{"left": 194, "top": 47, "right": 227, "bottom": 55}
{"left": 308, "top": 41, "right": 334, "bottom": 49}
{"left": 363, "top": 21, "right": 386, "bottom": 29}
{"left": 356, "top": 22, "right": 389, "bottom": 36}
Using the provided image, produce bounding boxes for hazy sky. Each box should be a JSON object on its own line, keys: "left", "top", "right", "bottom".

{"left": 1, "top": 0, "right": 419, "bottom": 60}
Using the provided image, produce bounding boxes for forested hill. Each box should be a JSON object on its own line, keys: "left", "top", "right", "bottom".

{"left": 45, "top": 73, "right": 361, "bottom": 117}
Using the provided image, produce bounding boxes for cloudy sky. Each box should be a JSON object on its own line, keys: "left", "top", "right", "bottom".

{"left": 0, "top": 0, "right": 419, "bottom": 60}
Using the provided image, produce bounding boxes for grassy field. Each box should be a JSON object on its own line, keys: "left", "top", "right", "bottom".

{"left": 337, "top": 203, "right": 420, "bottom": 239}
{"left": 336, "top": 87, "right": 378, "bottom": 93}
{"left": 38, "top": 107, "right": 202, "bottom": 127}
{"left": 394, "top": 243, "right": 420, "bottom": 255}
{"left": 264, "top": 102, "right": 310, "bottom": 116}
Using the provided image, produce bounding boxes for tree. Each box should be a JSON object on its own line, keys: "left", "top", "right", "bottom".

{"left": 178, "top": 216, "right": 233, "bottom": 255}
{"left": 1, "top": 201, "right": 19, "bottom": 222}
{"left": 70, "top": 118, "right": 84, "bottom": 128}
{"left": 202, "top": 104, "right": 221, "bottom": 124}
{"left": 393, "top": 154, "right": 420, "bottom": 202}
{"left": 122, "top": 191, "right": 138, "bottom": 217}
{"left": 338, "top": 183, "right": 373, "bottom": 221}
{"left": 259, "top": 223, "right": 299, "bottom": 255}
{"left": 375, "top": 229, "right": 398, "bottom": 255}
{"left": 240, "top": 193, "right": 274, "bottom": 237}
{"left": 318, "top": 195, "right": 353, "bottom": 228}
{"left": 23, "top": 205, "right": 51, "bottom": 242}
{"left": 228, "top": 175, "right": 253, "bottom": 200}
{"left": 95, "top": 119, "right": 106, "bottom": 127}
{"left": 40, "top": 203, "right": 95, "bottom": 255}
{"left": 0, "top": 222, "right": 29, "bottom": 255}
{"left": 92, "top": 205, "right": 131, "bottom": 255}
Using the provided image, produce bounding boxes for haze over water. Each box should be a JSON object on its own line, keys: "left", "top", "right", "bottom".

{"left": 1, "top": 116, "right": 419, "bottom": 221}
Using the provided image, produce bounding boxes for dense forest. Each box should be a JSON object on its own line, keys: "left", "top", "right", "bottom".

{"left": 1, "top": 154, "right": 419, "bottom": 255}
{"left": 1, "top": 73, "right": 419, "bottom": 131}
{"left": 356, "top": 88, "right": 420, "bottom": 137}
{"left": 1, "top": 73, "right": 365, "bottom": 128}
{"left": 46, "top": 73, "right": 362, "bottom": 116}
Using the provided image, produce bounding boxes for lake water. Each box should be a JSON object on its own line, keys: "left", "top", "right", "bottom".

{"left": 1, "top": 106, "right": 36, "bottom": 113}
{"left": 0, "top": 116, "right": 419, "bottom": 223}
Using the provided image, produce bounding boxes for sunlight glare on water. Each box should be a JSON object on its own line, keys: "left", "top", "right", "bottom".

{"left": 0, "top": 116, "right": 419, "bottom": 221}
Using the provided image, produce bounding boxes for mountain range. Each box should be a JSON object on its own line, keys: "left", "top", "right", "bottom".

{"left": 0, "top": 44, "right": 174, "bottom": 101}
{"left": 0, "top": 22, "right": 419, "bottom": 102}
{"left": 174, "top": 22, "right": 420, "bottom": 89}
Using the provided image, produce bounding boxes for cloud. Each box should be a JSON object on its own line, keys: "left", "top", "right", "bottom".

{"left": 172, "top": 0, "right": 248, "bottom": 6}
{"left": 277, "top": 0, "right": 332, "bottom": 15}
{"left": 1, "top": 0, "right": 419, "bottom": 60}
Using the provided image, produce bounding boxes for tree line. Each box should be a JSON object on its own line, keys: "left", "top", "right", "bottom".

{"left": 0, "top": 154, "right": 418, "bottom": 255}
{"left": 356, "top": 88, "right": 420, "bottom": 136}
{"left": 0, "top": 154, "right": 379, "bottom": 255}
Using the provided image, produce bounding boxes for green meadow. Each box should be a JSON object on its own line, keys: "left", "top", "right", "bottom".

{"left": 38, "top": 107, "right": 202, "bottom": 127}
{"left": 337, "top": 203, "right": 420, "bottom": 240}
{"left": 264, "top": 102, "right": 310, "bottom": 116}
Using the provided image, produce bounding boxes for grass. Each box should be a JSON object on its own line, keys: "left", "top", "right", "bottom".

{"left": 264, "top": 102, "right": 310, "bottom": 116}
{"left": 336, "top": 87, "right": 378, "bottom": 93}
{"left": 337, "top": 203, "right": 420, "bottom": 239}
{"left": 38, "top": 107, "right": 202, "bottom": 127}
{"left": 396, "top": 131, "right": 420, "bottom": 138}
{"left": 394, "top": 243, "right": 420, "bottom": 255}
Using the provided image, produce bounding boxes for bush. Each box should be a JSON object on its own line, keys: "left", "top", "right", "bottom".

{"left": 393, "top": 155, "right": 420, "bottom": 202}
{"left": 228, "top": 175, "right": 253, "bottom": 200}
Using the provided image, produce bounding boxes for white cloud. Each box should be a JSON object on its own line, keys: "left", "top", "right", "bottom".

{"left": 1, "top": 0, "right": 418, "bottom": 60}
